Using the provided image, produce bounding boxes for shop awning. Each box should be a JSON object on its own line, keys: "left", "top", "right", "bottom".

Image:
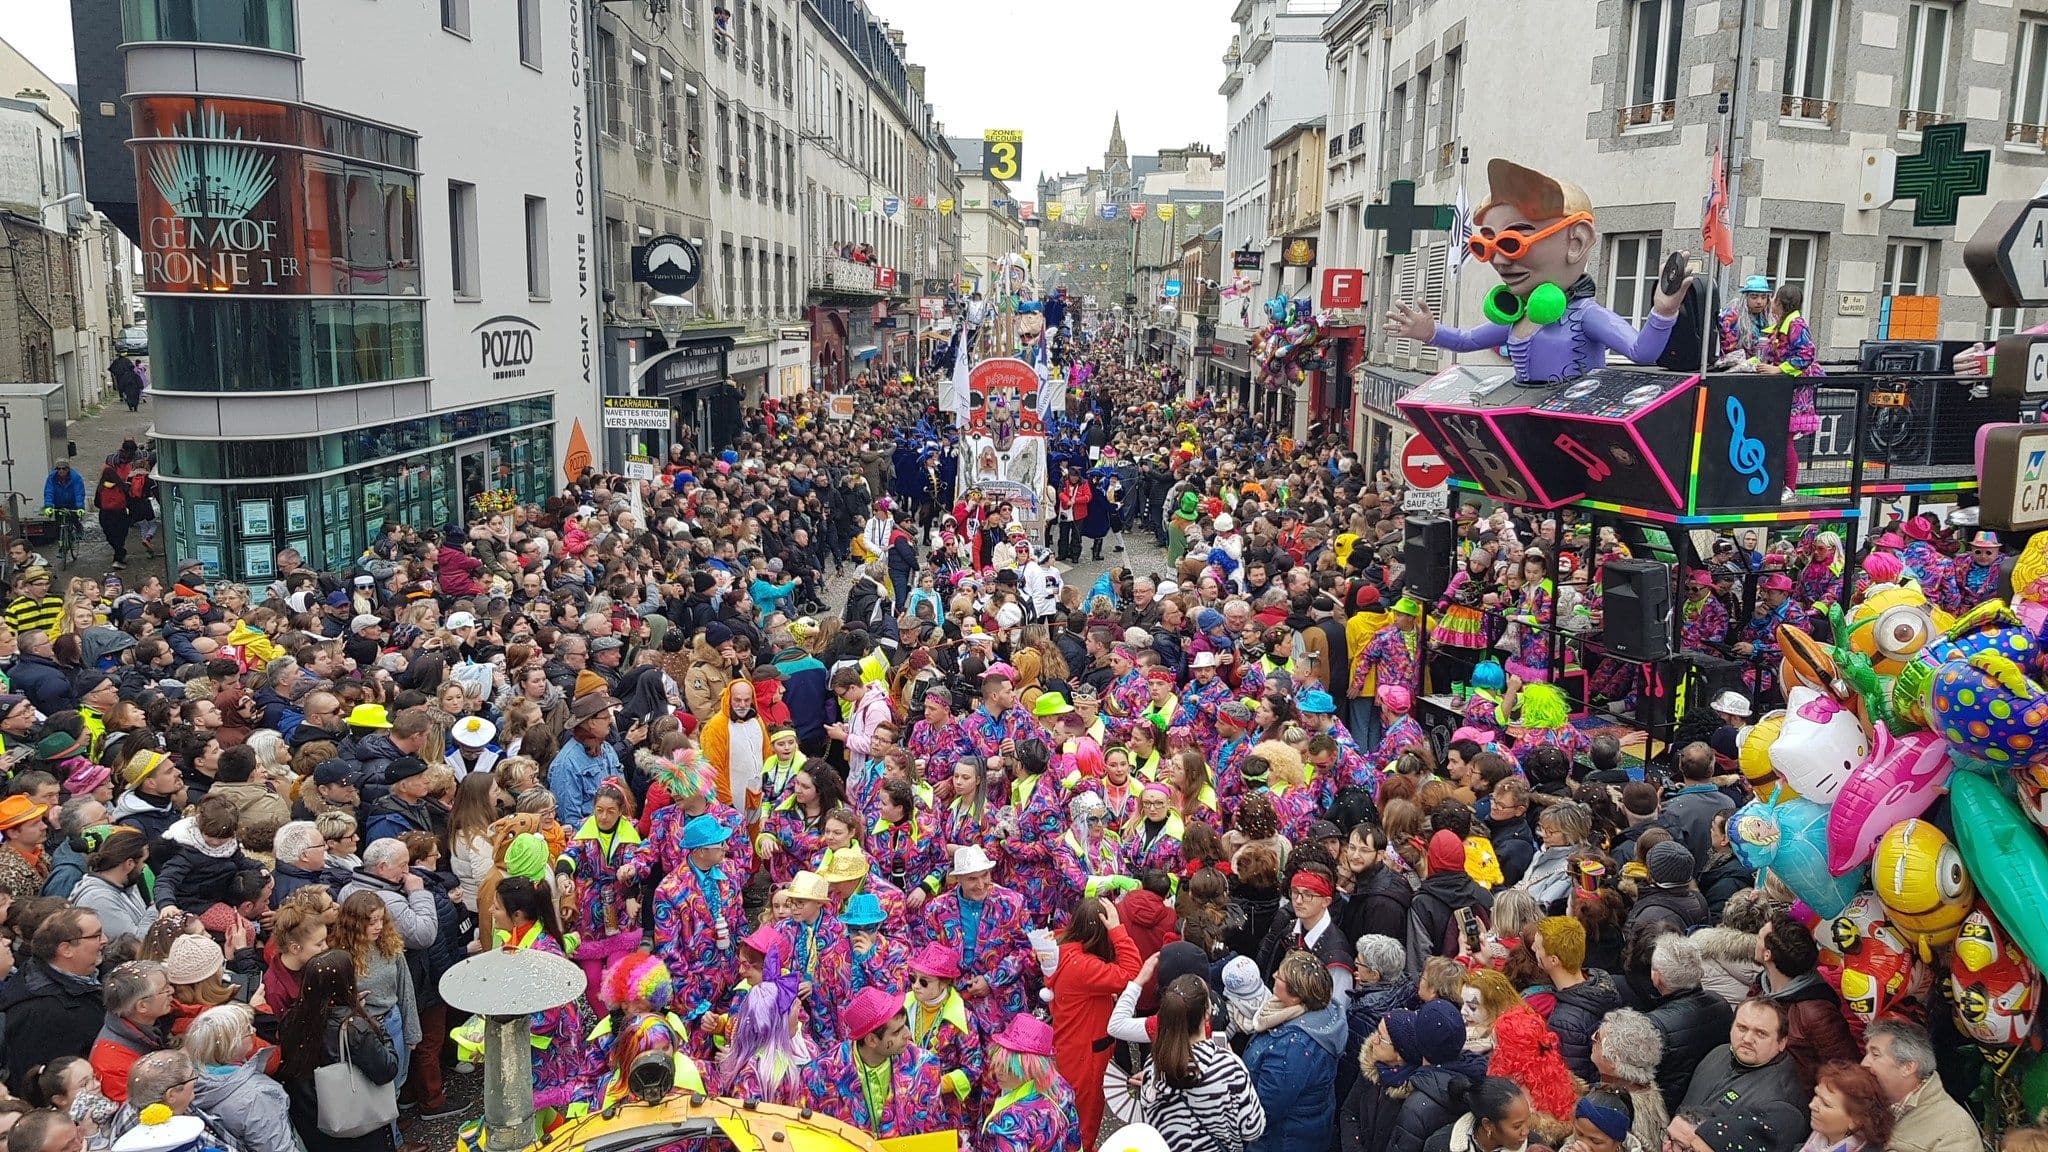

{"left": 852, "top": 345, "right": 881, "bottom": 361}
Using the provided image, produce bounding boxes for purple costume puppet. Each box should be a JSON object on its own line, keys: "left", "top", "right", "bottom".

{"left": 1387, "top": 158, "right": 1683, "bottom": 386}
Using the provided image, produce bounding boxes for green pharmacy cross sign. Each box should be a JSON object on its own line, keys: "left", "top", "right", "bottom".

{"left": 1893, "top": 122, "right": 1990, "bottom": 228}
{"left": 1365, "top": 180, "right": 1457, "bottom": 256}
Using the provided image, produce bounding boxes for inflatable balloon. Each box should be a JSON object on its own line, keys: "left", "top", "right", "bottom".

{"left": 1842, "top": 582, "right": 1945, "bottom": 677}
{"left": 1731, "top": 797, "right": 1866, "bottom": 919}
{"left": 1821, "top": 893, "right": 1929, "bottom": 1026}
{"left": 1826, "top": 724, "right": 1953, "bottom": 876}
{"left": 2013, "top": 761, "right": 2048, "bottom": 832}
{"left": 1738, "top": 711, "right": 1797, "bottom": 803}
{"left": 1778, "top": 627, "right": 1843, "bottom": 698}
{"left": 1769, "top": 686, "right": 1871, "bottom": 804}
{"left": 1950, "top": 905, "right": 2040, "bottom": 1057}
{"left": 1871, "top": 819, "right": 1974, "bottom": 962}
{"left": 1952, "top": 771, "right": 2048, "bottom": 971}
{"left": 1928, "top": 652, "right": 2048, "bottom": 768}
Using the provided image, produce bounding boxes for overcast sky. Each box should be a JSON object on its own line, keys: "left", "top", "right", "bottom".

{"left": 0, "top": 2, "right": 1233, "bottom": 183}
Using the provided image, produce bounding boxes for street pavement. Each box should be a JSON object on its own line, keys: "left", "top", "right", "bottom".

{"left": 34, "top": 396, "right": 157, "bottom": 582}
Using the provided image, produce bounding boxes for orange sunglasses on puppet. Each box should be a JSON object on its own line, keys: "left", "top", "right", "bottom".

{"left": 1386, "top": 158, "right": 1688, "bottom": 384}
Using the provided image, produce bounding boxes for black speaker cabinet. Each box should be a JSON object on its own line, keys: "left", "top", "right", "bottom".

{"left": 1403, "top": 517, "right": 1456, "bottom": 603}
{"left": 1601, "top": 558, "right": 1672, "bottom": 660}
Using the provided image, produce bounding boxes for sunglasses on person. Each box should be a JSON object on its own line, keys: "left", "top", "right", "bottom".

{"left": 1466, "top": 212, "right": 1594, "bottom": 263}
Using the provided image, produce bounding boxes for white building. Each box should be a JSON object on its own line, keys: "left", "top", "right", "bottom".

{"left": 83, "top": 0, "right": 587, "bottom": 580}
{"left": 1218, "top": 0, "right": 1341, "bottom": 401}
{"left": 0, "top": 37, "right": 132, "bottom": 415}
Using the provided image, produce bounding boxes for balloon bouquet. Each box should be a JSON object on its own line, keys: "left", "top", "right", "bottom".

{"left": 1249, "top": 296, "right": 1322, "bottom": 391}
{"left": 1727, "top": 569, "right": 2048, "bottom": 1082}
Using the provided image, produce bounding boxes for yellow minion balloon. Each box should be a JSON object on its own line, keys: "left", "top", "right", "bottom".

{"left": 1872, "top": 818, "right": 1975, "bottom": 962}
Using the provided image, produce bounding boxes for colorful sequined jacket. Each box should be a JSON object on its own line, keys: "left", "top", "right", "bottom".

{"left": 919, "top": 885, "right": 1032, "bottom": 1033}
{"left": 649, "top": 861, "right": 744, "bottom": 1022}
{"left": 557, "top": 817, "right": 649, "bottom": 940}
{"left": 800, "top": 1041, "right": 948, "bottom": 1139}
{"left": 821, "top": 931, "right": 910, "bottom": 999}
{"left": 646, "top": 799, "right": 751, "bottom": 878}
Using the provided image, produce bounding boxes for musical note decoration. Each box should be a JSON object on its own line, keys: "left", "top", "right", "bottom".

{"left": 1726, "top": 395, "right": 1771, "bottom": 495}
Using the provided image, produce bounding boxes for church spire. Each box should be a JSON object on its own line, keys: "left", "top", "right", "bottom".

{"left": 1106, "top": 112, "right": 1128, "bottom": 165}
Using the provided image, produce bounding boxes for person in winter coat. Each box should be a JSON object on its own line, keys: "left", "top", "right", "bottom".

{"left": 4, "top": 909, "right": 108, "bottom": 1092}
{"left": 337, "top": 839, "right": 441, "bottom": 951}
{"left": 1246, "top": 951, "right": 1347, "bottom": 1152}
{"left": 1341, "top": 934, "right": 1418, "bottom": 1105}
{"left": 1676, "top": 999, "right": 1813, "bottom": 1149}
{"left": 1755, "top": 911, "right": 1857, "bottom": 1089}
{"left": 434, "top": 528, "right": 485, "bottom": 600}
{"left": 88, "top": 960, "right": 173, "bottom": 1105}
{"left": 151, "top": 796, "right": 265, "bottom": 913}
{"left": 1530, "top": 916, "right": 1621, "bottom": 1083}
{"left": 397, "top": 831, "right": 470, "bottom": 1119}
{"left": 1624, "top": 843, "right": 1710, "bottom": 935}
{"left": 1462, "top": 968, "right": 1576, "bottom": 1121}
{"left": 1335, "top": 826, "right": 1412, "bottom": 946}
{"left": 1137, "top": 974, "right": 1266, "bottom": 1152}
{"left": 67, "top": 828, "right": 158, "bottom": 945}
{"left": 1406, "top": 830, "right": 1494, "bottom": 974}
{"left": 185, "top": 1002, "right": 296, "bottom": 1152}
{"left": 1047, "top": 895, "right": 1143, "bottom": 1149}
{"left": 1341, "top": 999, "right": 1490, "bottom": 1152}
{"left": 1692, "top": 891, "right": 1770, "bottom": 1010}
{"left": 278, "top": 949, "right": 400, "bottom": 1152}
{"left": 1644, "top": 935, "right": 1735, "bottom": 1112}
{"left": 1590, "top": 1009, "right": 1670, "bottom": 1152}
{"left": 683, "top": 625, "right": 737, "bottom": 722}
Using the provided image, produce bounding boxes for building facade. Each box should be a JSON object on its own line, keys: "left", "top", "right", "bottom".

{"left": 0, "top": 39, "right": 133, "bottom": 419}
{"left": 75, "top": 0, "right": 586, "bottom": 581}
{"left": 798, "top": 0, "right": 921, "bottom": 388}
{"left": 1219, "top": 0, "right": 1338, "bottom": 425}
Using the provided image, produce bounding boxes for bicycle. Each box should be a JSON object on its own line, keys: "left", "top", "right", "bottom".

{"left": 44, "top": 507, "right": 83, "bottom": 566}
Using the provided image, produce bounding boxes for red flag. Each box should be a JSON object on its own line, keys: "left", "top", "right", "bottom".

{"left": 1702, "top": 146, "right": 1734, "bottom": 266}
{"left": 1129, "top": 203, "right": 1149, "bottom": 221}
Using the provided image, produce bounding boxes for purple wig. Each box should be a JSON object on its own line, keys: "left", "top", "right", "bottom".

{"left": 715, "top": 977, "right": 811, "bottom": 1103}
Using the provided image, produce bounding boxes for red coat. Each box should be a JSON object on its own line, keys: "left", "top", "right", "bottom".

{"left": 1048, "top": 926, "right": 1142, "bottom": 1151}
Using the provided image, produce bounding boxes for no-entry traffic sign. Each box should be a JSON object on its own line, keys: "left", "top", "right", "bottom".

{"left": 1401, "top": 437, "right": 1452, "bottom": 489}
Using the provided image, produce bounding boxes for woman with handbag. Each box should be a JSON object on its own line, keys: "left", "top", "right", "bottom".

{"left": 279, "top": 949, "right": 406, "bottom": 1152}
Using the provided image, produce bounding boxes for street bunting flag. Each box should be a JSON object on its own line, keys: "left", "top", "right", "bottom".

{"left": 1702, "top": 145, "right": 1735, "bottom": 266}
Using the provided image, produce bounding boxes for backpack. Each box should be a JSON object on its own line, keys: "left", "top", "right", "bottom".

{"left": 96, "top": 472, "right": 128, "bottom": 513}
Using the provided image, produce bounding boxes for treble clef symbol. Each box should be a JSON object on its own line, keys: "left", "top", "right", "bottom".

{"left": 1726, "top": 395, "right": 1769, "bottom": 495}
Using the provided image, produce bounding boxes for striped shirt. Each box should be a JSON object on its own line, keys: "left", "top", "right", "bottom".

{"left": 4, "top": 594, "right": 62, "bottom": 641}
{"left": 1140, "top": 1038, "right": 1266, "bottom": 1152}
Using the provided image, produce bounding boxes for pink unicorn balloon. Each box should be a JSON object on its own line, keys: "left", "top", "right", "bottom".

{"left": 1826, "top": 722, "right": 1954, "bottom": 876}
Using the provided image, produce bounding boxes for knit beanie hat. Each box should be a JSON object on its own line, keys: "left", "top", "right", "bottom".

{"left": 504, "top": 832, "right": 550, "bottom": 881}
{"left": 1385, "top": 999, "right": 1465, "bottom": 1065}
{"left": 1427, "top": 829, "right": 1467, "bottom": 873}
{"left": 1645, "top": 840, "right": 1695, "bottom": 888}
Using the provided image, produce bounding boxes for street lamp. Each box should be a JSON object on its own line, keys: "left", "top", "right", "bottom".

{"left": 648, "top": 294, "right": 695, "bottom": 345}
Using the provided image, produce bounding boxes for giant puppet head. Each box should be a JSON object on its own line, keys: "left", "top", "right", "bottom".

{"left": 1472, "top": 159, "right": 1599, "bottom": 327}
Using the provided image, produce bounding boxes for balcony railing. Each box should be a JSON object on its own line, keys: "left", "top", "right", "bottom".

{"left": 1619, "top": 99, "right": 1676, "bottom": 131}
{"left": 2009, "top": 120, "right": 2048, "bottom": 146}
{"left": 1898, "top": 107, "right": 1953, "bottom": 133}
{"left": 814, "top": 255, "right": 881, "bottom": 294}
{"left": 1779, "top": 93, "right": 1838, "bottom": 125}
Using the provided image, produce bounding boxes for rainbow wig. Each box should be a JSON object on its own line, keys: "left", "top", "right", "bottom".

{"left": 1001, "top": 1050, "right": 1059, "bottom": 1095}
{"left": 600, "top": 950, "right": 674, "bottom": 1016}
{"left": 598, "top": 1013, "right": 680, "bottom": 1106}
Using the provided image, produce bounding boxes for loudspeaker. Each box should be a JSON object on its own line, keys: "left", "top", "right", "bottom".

{"left": 1402, "top": 517, "right": 1456, "bottom": 603}
{"left": 1600, "top": 559, "right": 1671, "bottom": 660}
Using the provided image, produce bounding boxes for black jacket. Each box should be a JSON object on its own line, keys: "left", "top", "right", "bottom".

{"left": 1677, "top": 1046, "right": 1812, "bottom": 1152}
{"left": 1405, "top": 871, "right": 1493, "bottom": 975}
{"left": 1626, "top": 886, "right": 1710, "bottom": 935}
{"left": 1336, "top": 864, "right": 1413, "bottom": 946}
{"left": 1341, "top": 1050, "right": 1489, "bottom": 1152}
{"left": 1699, "top": 851, "right": 1755, "bottom": 920}
{"left": 1255, "top": 910, "right": 1356, "bottom": 982}
{"left": 283, "top": 1011, "right": 399, "bottom": 1152}
{"left": 337, "top": 732, "right": 406, "bottom": 789}
{"left": 10, "top": 652, "right": 72, "bottom": 715}
{"left": 1485, "top": 816, "right": 1537, "bottom": 887}
{"left": 1338, "top": 976, "right": 1418, "bottom": 1104}
{"left": 408, "top": 866, "right": 473, "bottom": 1012}
{"left": 3, "top": 960, "right": 103, "bottom": 1091}
{"left": 1647, "top": 986, "right": 1736, "bottom": 1112}
{"left": 1547, "top": 971, "right": 1623, "bottom": 1083}
{"left": 153, "top": 837, "right": 263, "bottom": 912}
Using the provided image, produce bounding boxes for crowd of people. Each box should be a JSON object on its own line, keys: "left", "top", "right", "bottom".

{"left": 0, "top": 331, "right": 2021, "bottom": 1152}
